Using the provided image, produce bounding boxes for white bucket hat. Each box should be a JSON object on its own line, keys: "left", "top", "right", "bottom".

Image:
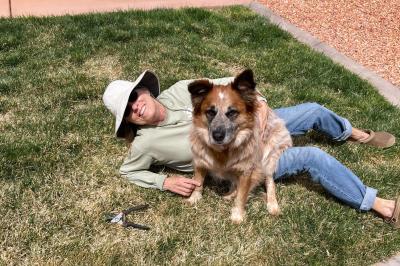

{"left": 103, "top": 70, "right": 160, "bottom": 137}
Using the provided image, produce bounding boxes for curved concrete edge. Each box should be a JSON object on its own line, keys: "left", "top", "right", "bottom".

{"left": 246, "top": 1, "right": 400, "bottom": 107}
{"left": 373, "top": 253, "right": 400, "bottom": 266}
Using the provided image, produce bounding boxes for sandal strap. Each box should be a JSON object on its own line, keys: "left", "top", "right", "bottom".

{"left": 358, "top": 129, "right": 375, "bottom": 144}
{"left": 392, "top": 196, "right": 400, "bottom": 221}
{"left": 385, "top": 196, "right": 400, "bottom": 227}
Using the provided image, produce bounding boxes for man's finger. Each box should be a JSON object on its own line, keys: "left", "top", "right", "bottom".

{"left": 176, "top": 188, "right": 191, "bottom": 196}
{"left": 179, "top": 182, "right": 196, "bottom": 190}
{"left": 178, "top": 186, "right": 193, "bottom": 195}
{"left": 182, "top": 178, "right": 201, "bottom": 186}
{"left": 171, "top": 187, "right": 189, "bottom": 196}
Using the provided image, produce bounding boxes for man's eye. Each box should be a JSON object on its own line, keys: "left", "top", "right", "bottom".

{"left": 128, "top": 91, "right": 138, "bottom": 102}
{"left": 226, "top": 109, "right": 239, "bottom": 119}
{"left": 206, "top": 109, "right": 217, "bottom": 118}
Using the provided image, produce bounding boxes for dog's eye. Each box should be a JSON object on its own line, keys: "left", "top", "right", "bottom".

{"left": 226, "top": 109, "right": 239, "bottom": 119}
{"left": 206, "top": 108, "right": 217, "bottom": 119}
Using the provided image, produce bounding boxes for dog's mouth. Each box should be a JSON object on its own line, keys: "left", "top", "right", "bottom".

{"left": 210, "top": 142, "right": 229, "bottom": 151}
{"left": 209, "top": 136, "right": 232, "bottom": 151}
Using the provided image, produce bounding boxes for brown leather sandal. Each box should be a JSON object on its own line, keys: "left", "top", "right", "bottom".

{"left": 354, "top": 129, "right": 395, "bottom": 148}
{"left": 386, "top": 196, "right": 400, "bottom": 229}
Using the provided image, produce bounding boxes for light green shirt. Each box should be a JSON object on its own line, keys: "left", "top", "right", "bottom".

{"left": 119, "top": 77, "right": 234, "bottom": 190}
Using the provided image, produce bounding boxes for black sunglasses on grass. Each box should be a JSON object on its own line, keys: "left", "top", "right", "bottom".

{"left": 124, "top": 91, "right": 139, "bottom": 117}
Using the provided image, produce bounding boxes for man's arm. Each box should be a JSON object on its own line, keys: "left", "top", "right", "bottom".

{"left": 119, "top": 145, "right": 200, "bottom": 195}
{"left": 119, "top": 146, "right": 166, "bottom": 190}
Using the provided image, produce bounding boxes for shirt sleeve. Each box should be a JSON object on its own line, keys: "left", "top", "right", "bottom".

{"left": 119, "top": 145, "right": 167, "bottom": 190}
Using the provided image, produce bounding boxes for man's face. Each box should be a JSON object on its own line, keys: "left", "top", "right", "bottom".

{"left": 124, "top": 88, "right": 160, "bottom": 126}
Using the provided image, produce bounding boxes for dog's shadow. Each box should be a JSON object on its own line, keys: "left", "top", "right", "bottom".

{"left": 203, "top": 177, "right": 231, "bottom": 195}
{"left": 292, "top": 132, "right": 346, "bottom": 147}
{"left": 203, "top": 173, "right": 324, "bottom": 196}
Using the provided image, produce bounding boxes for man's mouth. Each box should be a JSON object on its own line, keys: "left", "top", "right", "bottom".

{"left": 139, "top": 105, "right": 146, "bottom": 117}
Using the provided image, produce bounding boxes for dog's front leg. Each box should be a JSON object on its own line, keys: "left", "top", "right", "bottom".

{"left": 263, "top": 157, "right": 281, "bottom": 216}
{"left": 264, "top": 175, "right": 280, "bottom": 216}
{"left": 230, "top": 175, "right": 252, "bottom": 224}
{"left": 185, "top": 167, "right": 206, "bottom": 205}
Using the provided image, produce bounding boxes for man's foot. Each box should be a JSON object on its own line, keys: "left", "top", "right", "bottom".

{"left": 373, "top": 197, "right": 395, "bottom": 218}
{"left": 349, "top": 129, "right": 395, "bottom": 148}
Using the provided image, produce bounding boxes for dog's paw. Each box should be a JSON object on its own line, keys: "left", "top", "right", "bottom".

{"left": 184, "top": 190, "right": 202, "bottom": 205}
{"left": 262, "top": 192, "right": 281, "bottom": 216}
{"left": 230, "top": 207, "right": 245, "bottom": 224}
{"left": 267, "top": 202, "right": 281, "bottom": 216}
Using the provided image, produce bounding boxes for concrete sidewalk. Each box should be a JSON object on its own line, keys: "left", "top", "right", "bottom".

{"left": 1, "top": 0, "right": 250, "bottom": 17}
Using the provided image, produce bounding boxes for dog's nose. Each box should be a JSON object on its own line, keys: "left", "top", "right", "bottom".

{"left": 212, "top": 127, "right": 225, "bottom": 143}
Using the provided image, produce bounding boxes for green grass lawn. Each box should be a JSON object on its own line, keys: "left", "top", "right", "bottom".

{"left": 1, "top": 6, "right": 399, "bottom": 265}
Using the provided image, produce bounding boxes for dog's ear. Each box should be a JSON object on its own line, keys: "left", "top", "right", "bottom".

{"left": 233, "top": 69, "right": 256, "bottom": 92}
{"left": 188, "top": 79, "right": 213, "bottom": 114}
{"left": 232, "top": 69, "right": 257, "bottom": 112}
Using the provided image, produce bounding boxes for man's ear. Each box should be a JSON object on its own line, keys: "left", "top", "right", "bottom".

{"left": 188, "top": 79, "right": 213, "bottom": 114}
{"left": 232, "top": 69, "right": 256, "bottom": 92}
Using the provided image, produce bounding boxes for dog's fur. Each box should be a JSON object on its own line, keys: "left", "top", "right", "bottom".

{"left": 186, "top": 69, "right": 292, "bottom": 223}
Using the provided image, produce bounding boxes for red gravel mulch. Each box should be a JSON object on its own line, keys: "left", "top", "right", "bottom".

{"left": 258, "top": 0, "right": 400, "bottom": 87}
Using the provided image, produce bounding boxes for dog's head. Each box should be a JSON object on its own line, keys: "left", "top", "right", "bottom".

{"left": 188, "top": 69, "right": 258, "bottom": 151}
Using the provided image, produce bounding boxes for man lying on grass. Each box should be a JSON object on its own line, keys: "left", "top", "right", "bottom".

{"left": 103, "top": 70, "right": 399, "bottom": 228}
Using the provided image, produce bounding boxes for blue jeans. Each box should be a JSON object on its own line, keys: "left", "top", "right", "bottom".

{"left": 274, "top": 103, "right": 377, "bottom": 211}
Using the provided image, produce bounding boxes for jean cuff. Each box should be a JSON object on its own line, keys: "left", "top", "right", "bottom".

{"left": 333, "top": 118, "right": 353, "bottom": 141}
{"left": 359, "top": 187, "right": 378, "bottom": 211}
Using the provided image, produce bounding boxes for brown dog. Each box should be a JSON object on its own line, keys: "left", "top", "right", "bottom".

{"left": 186, "top": 69, "right": 292, "bottom": 223}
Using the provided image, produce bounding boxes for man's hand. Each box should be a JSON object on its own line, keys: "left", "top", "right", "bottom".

{"left": 163, "top": 175, "right": 201, "bottom": 196}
